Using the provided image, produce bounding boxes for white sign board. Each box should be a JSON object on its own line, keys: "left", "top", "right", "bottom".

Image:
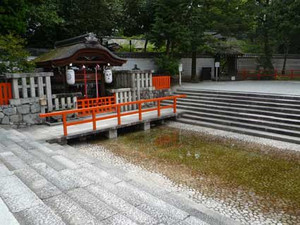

{"left": 178, "top": 63, "right": 183, "bottom": 72}
{"left": 215, "top": 62, "right": 220, "bottom": 68}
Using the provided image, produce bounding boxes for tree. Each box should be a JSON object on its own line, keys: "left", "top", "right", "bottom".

{"left": 0, "top": 34, "right": 35, "bottom": 74}
{"left": 0, "top": 0, "right": 28, "bottom": 35}
{"left": 149, "top": 0, "right": 190, "bottom": 55}
{"left": 271, "top": 0, "right": 300, "bottom": 74}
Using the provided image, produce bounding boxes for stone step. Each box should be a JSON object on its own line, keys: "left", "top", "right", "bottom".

{"left": 0, "top": 197, "right": 20, "bottom": 225}
{"left": 175, "top": 105, "right": 300, "bottom": 126}
{"left": 175, "top": 89, "right": 300, "bottom": 101}
{"left": 86, "top": 184, "right": 158, "bottom": 224}
{"left": 174, "top": 95, "right": 300, "bottom": 109}
{"left": 175, "top": 91, "right": 300, "bottom": 106}
{"left": 174, "top": 103, "right": 300, "bottom": 120}
{"left": 28, "top": 150, "right": 67, "bottom": 171}
{"left": 173, "top": 97, "right": 300, "bottom": 112}
{"left": 0, "top": 152, "right": 30, "bottom": 171}
{"left": 31, "top": 163, "right": 90, "bottom": 192}
{"left": 14, "top": 167, "right": 62, "bottom": 200}
{"left": 181, "top": 111, "right": 300, "bottom": 132}
{"left": 0, "top": 174, "right": 43, "bottom": 213}
{"left": 67, "top": 188, "right": 118, "bottom": 221}
{"left": 71, "top": 165, "right": 204, "bottom": 224}
{"left": 181, "top": 114, "right": 300, "bottom": 138}
{"left": 43, "top": 193, "right": 100, "bottom": 224}
{"left": 177, "top": 118, "right": 300, "bottom": 145}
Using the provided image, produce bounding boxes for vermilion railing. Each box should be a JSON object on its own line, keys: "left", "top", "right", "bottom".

{"left": 240, "top": 70, "right": 300, "bottom": 80}
{"left": 40, "top": 95, "right": 186, "bottom": 136}
{"left": 0, "top": 83, "right": 12, "bottom": 105}
{"left": 77, "top": 95, "right": 116, "bottom": 116}
{"left": 152, "top": 76, "right": 171, "bottom": 90}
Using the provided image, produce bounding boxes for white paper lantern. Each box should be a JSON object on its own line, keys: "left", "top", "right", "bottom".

{"left": 66, "top": 69, "right": 75, "bottom": 85}
{"left": 104, "top": 69, "right": 113, "bottom": 83}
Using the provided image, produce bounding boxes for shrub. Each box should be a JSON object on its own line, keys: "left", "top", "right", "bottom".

{"left": 154, "top": 55, "right": 179, "bottom": 76}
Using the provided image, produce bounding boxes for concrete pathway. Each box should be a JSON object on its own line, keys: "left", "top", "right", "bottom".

{"left": 0, "top": 127, "right": 237, "bottom": 225}
{"left": 175, "top": 81, "right": 300, "bottom": 95}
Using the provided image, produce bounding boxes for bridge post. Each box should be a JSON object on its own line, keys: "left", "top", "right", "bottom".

{"left": 106, "top": 129, "right": 118, "bottom": 139}
{"left": 141, "top": 122, "right": 150, "bottom": 131}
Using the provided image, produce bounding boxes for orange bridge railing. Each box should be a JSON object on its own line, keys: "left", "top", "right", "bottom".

{"left": 40, "top": 95, "right": 186, "bottom": 136}
{"left": 0, "top": 83, "right": 12, "bottom": 105}
{"left": 152, "top": 76, "right": 171, "bottom": 90}
{"left": 77, "top": 95, "right": 116, "bottom": 116}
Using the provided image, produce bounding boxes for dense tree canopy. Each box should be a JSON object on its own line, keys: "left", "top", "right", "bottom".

{"left": 0, "top": 0, "right": 299, "bottom": 74}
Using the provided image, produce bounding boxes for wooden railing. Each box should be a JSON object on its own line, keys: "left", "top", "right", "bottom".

{"left": 40, "top": 95, "right": 186, "bottom": 136}
{"left": 152, "top": 76, "right": 171, "bottom": 90}
{"left": 0, "top": 83, "right": 12, "bottom": 105}
{"left": 239, "top": 70, "right": 300, "bottom": 80}
{"left": 77, "top": 95, "right": 116, "bottom": 116}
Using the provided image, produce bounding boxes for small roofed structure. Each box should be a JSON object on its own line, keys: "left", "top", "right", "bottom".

{"left": 35, "top": 33, "right": 127, "bottom": 97}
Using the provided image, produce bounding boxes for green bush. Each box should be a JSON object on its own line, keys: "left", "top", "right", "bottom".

{"left": 154, "top": 55, "right": 179, "bottom": 76}
{"left": 0, "top": 34, "right": 35, "bottom": 74}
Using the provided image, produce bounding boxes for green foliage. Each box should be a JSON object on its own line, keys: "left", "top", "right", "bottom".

{"left": 155, "top": 55, "right": 179, "bottom": 76}
{"left": 0, "top": 0, "right": 28, "bottom": 35}
{"left": 0, "top": 34, "right": 35, "bottom": 74}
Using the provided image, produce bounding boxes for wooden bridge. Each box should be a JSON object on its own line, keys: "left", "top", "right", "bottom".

{"left": 39, "top": 95, "right": 186, "bottom": 141}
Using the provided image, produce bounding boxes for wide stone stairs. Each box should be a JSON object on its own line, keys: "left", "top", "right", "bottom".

{"left": 167, "top": 88, "right": 300, "bottom": 144}
{"left": 0, "top": 128, "right": 234, "bottom": 225}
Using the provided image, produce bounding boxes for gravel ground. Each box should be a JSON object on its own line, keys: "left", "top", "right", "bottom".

{"left": 167, "top": 121, "right": 300, "bottom": 152}
{"left": 73, "top": 135, "right": 299, "bottom": 225}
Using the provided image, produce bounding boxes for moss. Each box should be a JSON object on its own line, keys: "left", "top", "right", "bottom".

{"left": 94, "top": 126, "right": 300, "bottom": 217}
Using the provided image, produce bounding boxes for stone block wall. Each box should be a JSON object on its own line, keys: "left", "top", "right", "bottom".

{"left": 0, "top": 99, "right": 44, "bottom": 127}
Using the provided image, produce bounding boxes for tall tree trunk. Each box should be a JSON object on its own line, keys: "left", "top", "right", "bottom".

{"left": 191, "top": 51, "right": 197, "bottom": 82}
{"left": 282, "top": 40, "right": 289, "bottom": 75}
{"left": 166, "top": 39, "right": 170, "bottom": 55}
{"left": 143, "top": 39, "right": 148, "bottom": 52}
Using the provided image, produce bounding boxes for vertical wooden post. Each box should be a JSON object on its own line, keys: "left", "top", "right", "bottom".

{"left": 30, "top": 77, "right": 36, "bottom": 97}
{"left": 149, "top": 72, "right": 153, "bottom": 87}
{"left": 173, "top": 98, "right": 177, "bottom": 113}
{"left": 37, "top": 77, "right": 44, "bottom": 97}
{"left": 63, "top": 114, "right": 68, "bottom": 136}
{"left": 157, "top": 100, "right": 161, "bottom": 117}
{"left": 45, "top": 76, "right": 53, "bottom": 112}
{"left": 117, "top": 105, "right": 121, "bottom": 125}
{"left": 12, "top": 78, "right": 20, "bottom": 99}
{"left": 138, "top": 102, "right": 142, "bottom": 121}
{"left": 137, "top": 73, "right": 141, "bottom": 100}
{"left": 92, "top": 110, "right": 96, "bottom": 130}
{"left": 21, "top": 78, "right": 28, "bottom": 98}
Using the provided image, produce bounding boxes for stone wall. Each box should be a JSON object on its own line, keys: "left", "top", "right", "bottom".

{"left": 0, "top": 99, "right": 44, "bottom": 127}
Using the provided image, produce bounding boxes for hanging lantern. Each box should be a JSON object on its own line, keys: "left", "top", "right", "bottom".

{"left": 66, "top": 69, "right": 75, "bottom": 85}
{"left": 104, "top": 69, "right": 113, "bottom": 84}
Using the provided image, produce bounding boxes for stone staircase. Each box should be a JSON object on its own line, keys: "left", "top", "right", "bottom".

{"left": 0, "top": 128, "right": 234, "bottom": 225}
{"left": 167, "top": 88, "right": 300, "bottom": 144}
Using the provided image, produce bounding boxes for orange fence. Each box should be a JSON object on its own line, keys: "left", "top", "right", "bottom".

{"left": 0, "top": 83, "right": 12, "bottom": 105}
{"left": 240, "top": 70, "right": 300, "bottom": 80}
{"left": 77, "top": 95, "right": 116, "bottom": 116}
{"left": 152, "top": 76, "right": 171, "bottom": 90}
{"left": 40, "top": 95, "right": 186, "bottom": 136}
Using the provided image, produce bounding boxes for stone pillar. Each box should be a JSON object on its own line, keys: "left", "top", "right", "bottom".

{"left": 105, "top": 129, "right": 118, "bottom": 139}
{"left": 141, "top": 122, "right": 150, "bottom": 131}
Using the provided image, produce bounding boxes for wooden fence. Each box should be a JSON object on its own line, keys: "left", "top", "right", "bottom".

{"left": 0, "top": 83, "right": 12, "bottom": 105}
{"left": 77, "top": 95, "right": 116, "bottom": 116}
{"left": 5, "top": 72, "right": 53, "bottom": 111}
{"left": 239, "top": 70, "right": 300, "bottom": 80}
{"left": 152, "top": 76, "right": 171, "bottom": 90}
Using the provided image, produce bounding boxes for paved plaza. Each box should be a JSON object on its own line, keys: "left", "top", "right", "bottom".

{"left": 175, "top": 80, "right": 300, "bottom": 95}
